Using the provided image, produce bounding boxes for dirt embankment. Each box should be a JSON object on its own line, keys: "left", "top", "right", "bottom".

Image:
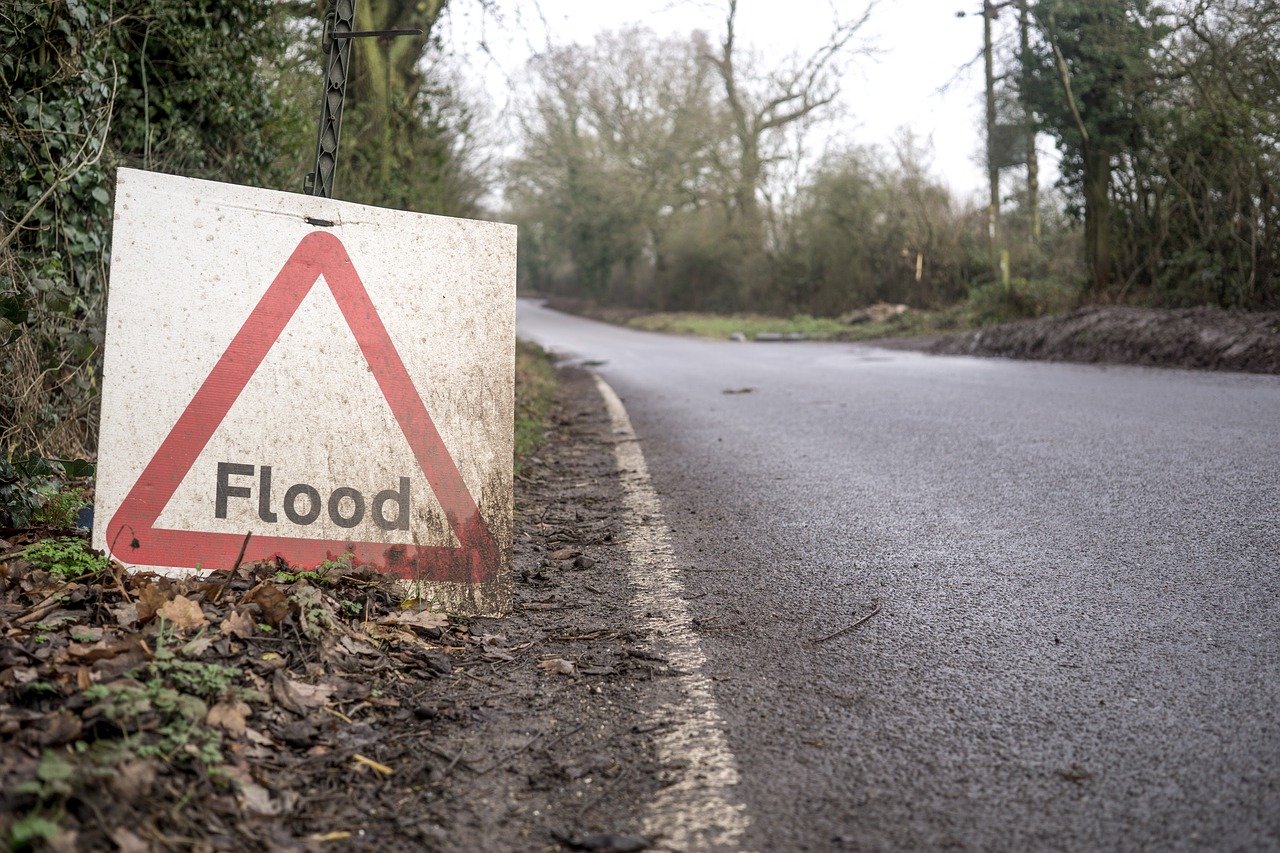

{"left": 925, "top": 306, "right": 1280, "bottom": 374}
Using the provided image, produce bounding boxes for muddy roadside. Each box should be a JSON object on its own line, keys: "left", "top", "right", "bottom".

{"left": 538, "top": 295, "right": 1280, "bottom": 375}
{"left": 1, "top": 367, "right": 682, "bottom": 851}
{"left": 916, "top": 305, "right": 1280, "bottom": 374}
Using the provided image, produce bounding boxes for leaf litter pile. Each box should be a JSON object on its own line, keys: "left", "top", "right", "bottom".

{"left": 1, "top": 368, "right": 676, "bottom": 851}
{"left": 0, "top": 542, "right": 475, "bottom": 848}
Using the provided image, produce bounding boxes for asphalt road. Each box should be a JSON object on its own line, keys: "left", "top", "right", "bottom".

{"left": 516, "top": 299, "right": 1280, "bottom": 852}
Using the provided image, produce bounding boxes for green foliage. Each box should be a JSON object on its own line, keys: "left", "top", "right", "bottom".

{"left": 627, "top": 313, "right": 848, "bottom": 340}
{"left": 783, "top": 138, "right": 988, "bottom": 314}
{"left": 0, "top": 455, "right": 92, "bottom": 528}
{"left": 334, "top": 0, "right": 486, "bottom": 216}
{"left": 0, "top": 0, "right": 301, "bottom": 465}
{"left": 1021, "top": 0, "right": 1278, "bottom": 306}
{"left": 33, "top": 485, "right": 86, "bottom": 529}
{"left": 274, "top": 552, "right": 353, "bottom": 584}
{"left": 8, "top": 813, "right": 61, "bottom": 849}
{"left": 20, "top": 537, "right": 107, "bottom": 580}
{"left": 964, "top": 278, "right": 1080, "bottom": 325}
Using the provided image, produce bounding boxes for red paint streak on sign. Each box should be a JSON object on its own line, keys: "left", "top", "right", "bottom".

{"left": 107, "top": 231, "right": 498, "bottom": 583}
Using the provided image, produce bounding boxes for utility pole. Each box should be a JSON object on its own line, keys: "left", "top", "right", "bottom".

{"left": 1020, "top": 0, "right": 1040, "bottom": 243}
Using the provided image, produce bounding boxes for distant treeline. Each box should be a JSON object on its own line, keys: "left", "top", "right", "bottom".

{"left": 508, "top": 0, "right": 1279, "bottom": 315}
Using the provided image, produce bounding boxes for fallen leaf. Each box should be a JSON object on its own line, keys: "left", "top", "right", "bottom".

{"left": 220, "top": 608, "right": 256, "bottom": 639}
{"left": 109, "top": 760, "right": 158, "bottom": 800}
{"left": 134, "top": 583, "right": 170, "bottom": 623}
{"left": 237, "top": 779, "right": 280, "bottom": 816}
{"left": 36, "top": 710, "right": 82, "bottom": 745}
{"left": 207, "top": 699, "right": 251, "bottom": 737}
{"left": 108, "top": 827, "right": 148, "bottom": 853}
{"left": 156, "top": 595, "right": 208, "bottom": 632}
{"left": 272, "top": 670, "right": 333, "bottom": 714}
{"left": 379, "top": 609, "right": 447, "bottom": 631}
{"left": 538, "top": 657, "right": 578, "bottom": 676}
{"left": 550, "top": 547, "right": 581, "bottom": 561}
{"left": 181, "top": 633, "right": 214, "bottom": 657}
{"left": 241, "top": 582, "right": 290, "bottom": 626}
{"left": 68, "top": 637, "right": 136, "bottom": 662}
{"left": 109, "top": 603, "right": 139, "bottom": 627}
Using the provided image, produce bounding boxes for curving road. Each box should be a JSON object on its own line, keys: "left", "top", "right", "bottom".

{"left": 516, "top": 299, "right": 1280, "bottom": 851}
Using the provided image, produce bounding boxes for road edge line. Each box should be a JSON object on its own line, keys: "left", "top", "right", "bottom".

{"left": 591, "top": 372, "right": 751, "bottom": 850}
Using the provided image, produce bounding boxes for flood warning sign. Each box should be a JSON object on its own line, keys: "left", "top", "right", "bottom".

{"left": 92, "top": 169, "right": 516, "bottom": 615}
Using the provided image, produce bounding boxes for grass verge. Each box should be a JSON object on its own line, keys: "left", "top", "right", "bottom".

{"left": 548, "top": 277, "right": 1083, "bottom": 344}
{"left": 514, "top": 339, "right": 557, "bottom": 475}
{"left": 624, "top": 308, "right": 968, "bottom": 342}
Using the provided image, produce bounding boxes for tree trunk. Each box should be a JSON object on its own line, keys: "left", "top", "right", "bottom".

{"left": 1083, "top": 145, "right": 1112, "bottom": 292}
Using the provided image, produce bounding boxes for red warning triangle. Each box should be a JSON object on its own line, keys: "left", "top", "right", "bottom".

{"left": 107, "top": 231, "right": 499, "bottom": 583}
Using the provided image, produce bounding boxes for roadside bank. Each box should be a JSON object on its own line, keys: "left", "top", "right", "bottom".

{"left": 1, "top": 366, "right": 689, "bottom": 851}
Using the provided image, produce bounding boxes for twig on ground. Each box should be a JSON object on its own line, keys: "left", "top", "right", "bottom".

{"left": 809, "top": 599, "right": 882, "bottom": 644}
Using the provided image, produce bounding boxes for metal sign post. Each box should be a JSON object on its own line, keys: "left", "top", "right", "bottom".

{"left": 303, "top": 0, "right": 422, "bottom": 198}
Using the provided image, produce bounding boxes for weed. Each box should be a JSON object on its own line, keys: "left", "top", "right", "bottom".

{"left": 16, "top": 753, "right": 76, "bottom": 799}
{"left": 136, "top": 718, "right": 224, "bottom": 765}
{"left": 275, "top": 552, "right": 350, "bottom": 584}
{"left": 8, "top": 814, "right": 61, "bottom": 848}
{"left": 0, "top": 456, "right": 93, "bottom": 529}
{"left": 20, "top": 537, "right": 107, "bottom": 580}
{"left": 148, "top": 659, "right": 241, "bottom": 699}
{"left": 33, "top": 485, "right": 87, "bottom": 529}
{"left": 81, "top": 677, "right": 224, "bottom": 765}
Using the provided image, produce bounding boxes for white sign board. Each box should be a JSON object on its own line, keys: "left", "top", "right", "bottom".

{"left": 93, "top": 168, "right": 515, "bottom": 615}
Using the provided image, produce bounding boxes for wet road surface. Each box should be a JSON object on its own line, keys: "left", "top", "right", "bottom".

{"left": 517, "top": 299, "right": 1280, "bottom": 851}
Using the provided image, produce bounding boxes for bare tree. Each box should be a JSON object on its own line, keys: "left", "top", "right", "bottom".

{"left": 702, "top": 0, "right": 875, "bottom": 247}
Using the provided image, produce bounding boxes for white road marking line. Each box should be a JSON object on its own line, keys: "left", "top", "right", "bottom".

{"left": 593, "top": 373, "right": 751, "bottom": 851}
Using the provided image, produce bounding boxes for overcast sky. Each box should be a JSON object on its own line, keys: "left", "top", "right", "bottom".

{"left": 447, "top": 0, "right": 1057, "bottom": 200}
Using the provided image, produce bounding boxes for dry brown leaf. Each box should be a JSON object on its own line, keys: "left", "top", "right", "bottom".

{"left": 156, "top": 595, "right": 208, "bottom": 632}
{"left": 237, "top": 779, "right": 279, "bottom": 816}
{"left": 538, "top": 657, "right": 578, "bottom": 676}
{"left": 272, "top": 670, "right": 333, "bottom": 714}
{"left": 108, "top": 827, "right": 148, "bottom": 853}
{"left": 221, "top": 608, "right": 257, "bottom": 639}
{"left": 364, "top": 622, "right": 439, "bottom": 652}
{"left": 108, "top": 760, "right": 158, "bottom": 801}
{"left": 68, "top": 637, "right": 136, "bottom": 662}
{"left": 109, "top": 603, "right": 139, "bottom": 627}
{"left": 134, "top": 583, "right": 170, "bottom": 623}
{"left": 207, "top": 699, "right": 251, "bottom": 737}
{"left": 379, "top": 609, "right": 447, "bottom": 631}
{"left": 241, "top": 582, "right": 290, "bottom": 626}
{"left": 550, "top": 547, "right": 581, "bottom": 561}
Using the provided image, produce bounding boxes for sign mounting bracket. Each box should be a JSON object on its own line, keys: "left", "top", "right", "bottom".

{"left": 303, "top": 0, "right": 423, "bottom": 198}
